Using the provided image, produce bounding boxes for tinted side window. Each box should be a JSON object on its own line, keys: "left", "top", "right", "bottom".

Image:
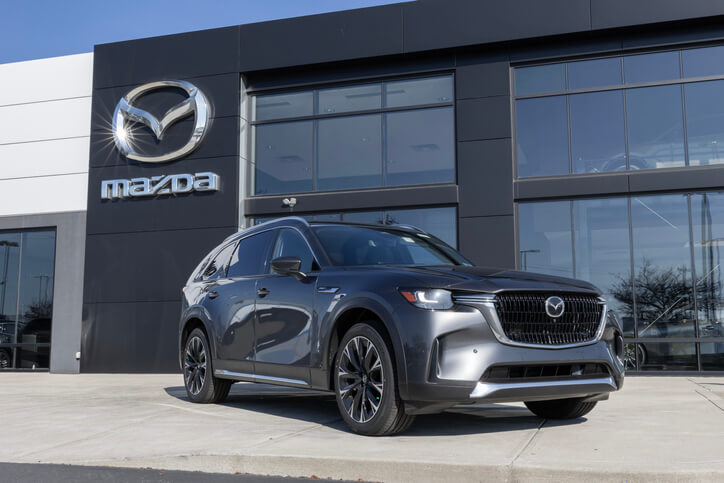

{"left": 227, "top": 231, "right": 276, "bottom": 277}
{"left": 201, "top": 243, "right": 236, "bottom": 281}
{"left": 271, "top": 229, "right": 315, "bottom": 272}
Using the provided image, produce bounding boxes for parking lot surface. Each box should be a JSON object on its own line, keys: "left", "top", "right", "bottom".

{"left": 1, "top": 373, "right": 723, "bottom": 482}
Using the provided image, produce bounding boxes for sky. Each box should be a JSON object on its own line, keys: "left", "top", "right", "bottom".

{"left": 0, "top": 0, "right": 402, "bottom": 64}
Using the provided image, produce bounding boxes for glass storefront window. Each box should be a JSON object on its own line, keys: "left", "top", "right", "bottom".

{"left": 517, "top": 201, "right": 573, "bottom": 277}
{"left": 252, "top": 75, "right": 454, "bottom": 195}
{"left": 684, "top": 80, "right": 724, "bottom": 166}
{"left": 514, "top": 64, "right": 566, "bottom": 95}
{"left": 254, "top": 207, "right": 457, "bottom": 248}
{"left": 573, "top": 198, "right": 634, "bottom": 336}
{"left": 254, "top": 121, "right": 314, "bottom": 195}
{"left": 682, "top": 45, "right": 724, "bottom": 78}
{"left": 626, "top": 85, "right": 686, "bottom": 170}
{"left": 515, "top": 96, "right": 569, "bottom": 178}
{"left": 636, "top": 342, "right": 698, "bottom": 371}
{"left": 384, "top": 76, "right": 453, "bottom": 107}
{"left": 631, "top": 194, "right": 695, "bottom": 338}
{"left": 570, "top": 90, "right": 626, "bottom": 173}
{"left": 317, "top": 84, "right": 381, "bottom": 114}
{"left": 385, "top": 107, "right": 455, "bottom": 186}
{"left": 700, "top": 342, "right": 724, "bottom": 370}
{"left": 0, "top": 229, "right": 56, "bottom": 371}
{"left": 253, "top": 91, "right": 313, "bottom": 121}
{"left": 691, "top": 193, "right": 724, "bottom": 339}
{"left": 624, "top": 51, "right": 681, "bottom": 84}
{"left": 316, "top": 114, "right": 382, "bottom": 191}
{"left": 567, "top": 57, "right": 621, "bottom": 90}
{"left": 514, "top": 46, "right": 724, "bottom": 178}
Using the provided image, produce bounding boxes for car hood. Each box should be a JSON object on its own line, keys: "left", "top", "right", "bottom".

{"left": 390, "top": 265, "right": 600, "bottom": 294}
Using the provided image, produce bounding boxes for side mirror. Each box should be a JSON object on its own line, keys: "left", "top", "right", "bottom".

{"left": 271, "top": 256, "right": 306, "bottom": 280}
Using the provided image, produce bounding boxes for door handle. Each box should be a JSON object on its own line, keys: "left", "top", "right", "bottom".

{"left": 208, "top": 290, "right": 219, "bottom": 299}
{"left": 257, "top": 287, "right": 270, "bottom": 297}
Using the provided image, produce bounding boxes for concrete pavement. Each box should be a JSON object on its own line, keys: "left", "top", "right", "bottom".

{"left": 0, "top": 373, "right": 723, "bottom": 482}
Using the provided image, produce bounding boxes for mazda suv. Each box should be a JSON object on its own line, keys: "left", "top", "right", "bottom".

{"left": 179, "top": 217, "right": 625, "bottom": 435}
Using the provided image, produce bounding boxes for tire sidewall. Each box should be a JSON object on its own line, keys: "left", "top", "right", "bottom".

{"left": 334, "top": 322, "right": 398, "bottom": 435}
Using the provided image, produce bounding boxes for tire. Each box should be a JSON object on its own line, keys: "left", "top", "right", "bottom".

{"left": 183, "top": 328, "right": 231, "bottom": 403}
{"left": 524, "top": 398, "right": 597, "bottom": 419}
{"left": 334, "top": 322, "right": 415, "bottom": 436}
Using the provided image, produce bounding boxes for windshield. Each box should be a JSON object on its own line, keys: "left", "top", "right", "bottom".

{"left": 312, "top": 225, "right": 472, "bottom": 267}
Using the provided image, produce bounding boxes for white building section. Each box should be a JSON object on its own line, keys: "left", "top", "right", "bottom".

{"left": 0, "top": 53, "right": 92, "bottom": 217}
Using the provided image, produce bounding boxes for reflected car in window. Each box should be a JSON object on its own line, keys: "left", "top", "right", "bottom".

{"left": 178, "top": 218, "right": 625, "bottom": 435}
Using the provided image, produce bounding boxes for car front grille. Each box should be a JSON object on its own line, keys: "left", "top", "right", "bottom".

{"left": 494, "top": 293, "right": 604, "bottom": 346}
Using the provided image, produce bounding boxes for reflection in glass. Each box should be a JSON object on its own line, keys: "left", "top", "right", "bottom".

{"left": 0, "top": 233, "right": 20, "bottom": 346}
{"left": 518, "top": 201, "right": 573, "bottom": 277}
{"left": 631, "top": 195, "right": 695, "bottom": 338}
{"left": 317, "top": 84, "right": 381, "bottom": 114}
{"left": 700, "top": 342, "right": 724, "bottom": 370}
{"left": 574, "top": 198, "right": 633, "bottom": 336}
{"left": 636, "top": 343, "right": 697, "bottom": 371}
{"left": 386, "top": 107, "right": 454, "bottom": 186}
{"left": 691, "top": 193, "right": 724, "bottom": 339}
{"left": 682, "top": 45, "right": 724, "bottom": 78}
{"left": 624, "top": 51, "right": 681, "bottom": 84}
{"left": 254, "top": 121, "right": 313, "bottom": 195}
{"left": 626, "top": 85, "right": 686, "bottom": 170}
{"left": 386, "top": 207, "right": 456, "bottom": 248}
{"left": 685, "top": 80, "right": 724, "bottom": 166}
{"left": 515, "top": 96, "right": 569, "bottom": 178}
{"left": 384, "top": 76, "right": 453, "bottom": 108}
{"left": 570, "top": 90, "right": 626, "bottom": 173}
{"left": 254, "top": 91, "right": 314, "bottom": 121}
{"left": 253, "top": 207, "right": 456, "bottom": 248}
{"left": 317, "top": 114, "right": 382, "bottom": 191}
{"left": 514, "top": 64, "right": 566, "bottom": 96}
{"left": 567, "top": 57, "right": 622, "bottom": 90}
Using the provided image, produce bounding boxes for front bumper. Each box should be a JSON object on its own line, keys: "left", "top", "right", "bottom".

{"left": 394, "top": 300, "right": 625, "bottom": 412}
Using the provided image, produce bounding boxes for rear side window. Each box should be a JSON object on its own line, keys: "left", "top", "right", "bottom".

{"left": 227, "top": 230, "right": 276, "bottom": 277}
{"left": 201, "top": 243, "right": 236, "bottom": 281}
{"left": 271, "top": 228, "right": 316, "bottom": 272}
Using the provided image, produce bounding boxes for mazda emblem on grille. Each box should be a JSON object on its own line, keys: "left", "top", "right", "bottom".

{"left": 545, "top": 296, "right": 565, "bottom": 318}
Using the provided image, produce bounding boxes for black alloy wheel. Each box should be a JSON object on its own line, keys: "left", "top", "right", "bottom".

{"left": 184, "top": 335, "right": 206, "bottom": 396}
{"left": 183, "top": 328, "right": 231, "bottom": 403}
{"left": 334, "top": 322, "right": 414, "bottom": 436}
{"left": 337, "top": 335, "right": 384, "bottom": 423}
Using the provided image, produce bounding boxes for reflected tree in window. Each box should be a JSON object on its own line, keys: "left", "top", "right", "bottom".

{"left": 611, "top": 259, "right": 694, "bottom": 338}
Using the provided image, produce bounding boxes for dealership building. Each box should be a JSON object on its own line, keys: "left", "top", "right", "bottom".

{"left": 2, "top": 0, "right": 724, "bottom": 374}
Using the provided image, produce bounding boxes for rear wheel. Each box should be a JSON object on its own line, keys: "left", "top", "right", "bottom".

{"left": 0, "top": 349, "right": 10, "bottom": 369}
{"left": 524, "top": 398, "right": 597, "bottom": 419}
{"left": 334, "top": 322, "right": 414, "bottom": 436}
{"left": 183, "top": 328, "right": 231, "bottom": 403}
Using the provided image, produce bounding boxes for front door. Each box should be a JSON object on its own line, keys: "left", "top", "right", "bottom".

{"left": 254, "top": 228, "right": 319, "bottom": 385}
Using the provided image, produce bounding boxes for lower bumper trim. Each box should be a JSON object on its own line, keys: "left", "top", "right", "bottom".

{"left": 470, "top": 376, "right": 617, "bottom": 400}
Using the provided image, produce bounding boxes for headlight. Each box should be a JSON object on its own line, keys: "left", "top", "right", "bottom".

{"left": 399, "top": 289, "right": 453, "bottom": 310}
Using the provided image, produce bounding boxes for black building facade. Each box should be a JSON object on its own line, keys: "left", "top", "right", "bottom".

{"left": 79, "top": 0, "right": 724, "bottom": 373}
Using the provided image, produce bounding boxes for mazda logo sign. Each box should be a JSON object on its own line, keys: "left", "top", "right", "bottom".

{"left": 545, "top": 296, "right": 565, "bottom": 318}
{"left": 112, "top": 80, "right": 210, "bottom": 163}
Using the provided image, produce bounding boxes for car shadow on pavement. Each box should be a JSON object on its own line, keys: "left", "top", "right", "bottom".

{"left": 165, "top": 383, "right": 587, "bottom": 436}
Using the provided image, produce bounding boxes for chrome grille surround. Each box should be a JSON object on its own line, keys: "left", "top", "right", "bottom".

{"left": 454, "top": 292, "right": 607, "bottom": 349}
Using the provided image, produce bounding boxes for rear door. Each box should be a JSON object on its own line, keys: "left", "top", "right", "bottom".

{"left": 253, "top": 228, "right": 319, "bottom": 385}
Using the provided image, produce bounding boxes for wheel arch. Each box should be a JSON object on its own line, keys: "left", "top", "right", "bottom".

{"left": 324, "top": 298, "right": 408, "bottom": 398}
{"left": 179, "top": 309, "right": 215, "bottom": 371}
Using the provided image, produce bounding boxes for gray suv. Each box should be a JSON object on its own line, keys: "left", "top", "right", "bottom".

{"left": 180, "top": 218, "right": 625, "bottom": 435}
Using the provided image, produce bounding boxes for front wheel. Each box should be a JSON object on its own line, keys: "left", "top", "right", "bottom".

{"left": 334, "top": 322, "right": 414, "bottom": 436}
{"left": 524, "top": 398, "right": 597, "bottom": 419}
{"left": 183, "top": 328, "right": 231, "bottom": 403}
